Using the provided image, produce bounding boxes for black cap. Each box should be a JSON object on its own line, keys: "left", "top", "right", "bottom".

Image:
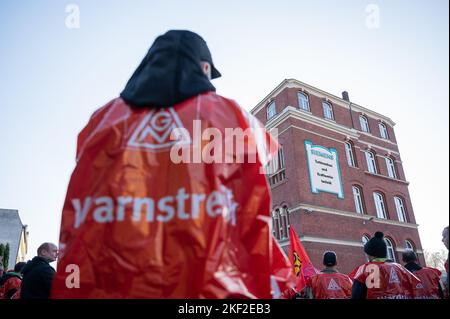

{"left": 323, "top": 251, "right": 337, "bottom": 266}
{"left": 364, "top": 231, "right": 387, "bottom": 258}
{"left": 167, "top": 30, "right": 221, "bottom": 79}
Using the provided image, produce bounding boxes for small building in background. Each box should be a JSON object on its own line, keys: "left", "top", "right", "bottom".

{"left": 0, "top": 208, "right": 29, "bottom": 270}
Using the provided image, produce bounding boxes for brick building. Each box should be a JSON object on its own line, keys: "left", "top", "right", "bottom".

{"left": 251, "top": 79, "right": 424, "bottom": 274}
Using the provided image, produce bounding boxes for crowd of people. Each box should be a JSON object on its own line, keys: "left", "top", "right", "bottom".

{"left": 293, "top": 229, "right": 449, "bottom": 299}
{"left": 0, "top": 228, "right": 447, "bottom": 299}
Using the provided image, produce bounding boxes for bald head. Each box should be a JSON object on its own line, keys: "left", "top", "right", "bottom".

{"left": 37, "top": 242, "right": 58, "bottom": 263}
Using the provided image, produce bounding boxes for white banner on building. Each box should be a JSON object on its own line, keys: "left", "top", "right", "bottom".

{"left": 304, "top": 140, "right": 344, "bottom": 199}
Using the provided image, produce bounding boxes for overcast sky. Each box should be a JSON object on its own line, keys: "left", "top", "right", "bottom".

{"left": 0, "top": 0, "right": 448, "bottom": 262}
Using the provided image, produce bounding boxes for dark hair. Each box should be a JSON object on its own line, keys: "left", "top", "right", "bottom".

{"left": 14, "top": 262, "right": 26, "bottom": 273}
{"left": 402, "top": 250, "right": 417, "bottom": 263}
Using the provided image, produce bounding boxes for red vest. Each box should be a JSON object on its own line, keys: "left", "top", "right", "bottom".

{"left": 354, "top": 262, "right": 420, "bottom": 299}
{"left": 307, "top": 272, "right": 353, "bottom": 299}
{"left": 413, "top": 267, "right": 442, "bottom": 299}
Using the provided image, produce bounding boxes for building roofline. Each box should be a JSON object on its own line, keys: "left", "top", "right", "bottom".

{"left": 251, "top": 79, "right": 396, "bottom": 126}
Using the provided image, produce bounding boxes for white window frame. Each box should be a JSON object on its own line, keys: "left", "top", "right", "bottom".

{"left": 385, "top": 157, "right": 397, "bottom": 179}
{"left": 345, "top": 142, "right": 355, "bottom": 167}
{"left": 267, "top": 102, "right": 276, "bottom": 120}
{"left": 272, "top": 209, "right": 281, "bottom": 239}
{"left": 362, "top": 235, "right": 370, "bottom": 245}
{"left": 353, "top": 186, "right": 364, "bottom": 214}
{"left": 365, "top": 151, "right": 377, "bottom": 174}
{"left": 379, "top": 122, "right": 389, "bottom": 139}
{"left": 362, "top": 235, "right": 370, "bottom": 261}
{"left": 278, "top": 147, "right": 285, "bottom": 169}
{"left": 373, "top": 192, "right": 387, "bottom": 219}
{"left": 298, "top": 92, "right": 310, "bottom": 111}
{"left": 405, "top": 240, "right": 414, "bottom": 251}
{"left": 360, "top": 115, "right": 370, "bottom": 133}
{"left": 322, "top": 101, "right": 334, "bottom": 120}
{"left": 280, "top": 208, "right": 290, "bottom": 240}
{"left": 385, "top": 238, "right": 396, "bottom": 262}
{"left": 394, "top": 196, "right": 407, "bottom": 222}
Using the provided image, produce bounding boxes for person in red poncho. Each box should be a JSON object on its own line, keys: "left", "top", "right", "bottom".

{"left": 402, "top": 250, "right": 444, "bottom": 299}
{"left": 51, "top": 30, "right": 293, "bottom": 298}
{"left": 305, "top": 251, "right": 352, "bottom": 299}
{"left": 351, "top": 231, "right": 421, "bottom": 299}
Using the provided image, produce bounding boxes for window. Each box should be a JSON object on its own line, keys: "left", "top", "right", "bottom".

{"left": 405, "top": 240, "right": 414, "bottom": 251}
{"left": 280, "top": 207, "right": 290, "bottom": 240}
{"left": 386, "top": 157, "right": 397, "bottom": 179}
{"left": 267, "top": 101, "right": 276, "bottom": 120}
{"left": 365, "top": 151, "right": 377, "bottom": 174}
{"left": 352, "top": 186, "right": 365, "bottom": 214}
{"left": 360, "top": 115, "right": 370, "bottom": 133}
{"left": 279, "top": 147, "right": 285, "bottom": 169}
{"left": 385, "top": 238, "right": 396, "bottom": 262}
{"left": 394, "top": 196, "right": 407, "bottom": 222}
{"left": 298, "top": 92, "right": 310, "bottom": 111}
{"left": 272, "top": 209, "right": 281, "bottom": 239}
{"left": 267, "top": 147, "right": 286, "bottom": 185}
{"left": 322, "top": 101, "right": 334, "bottom": 120}
{"left": 345, "top": 142, "right": 356, "bottom": 167}
{"left": 362, "top": 235, "right": 370, "bottom": 245}
{"left": 379, "top": 122, "right": 389, "bottom": 139}
{"left": 362, "top": 235, "right": 370, "bottom": 261}
{"left": 373, "top": 192, "right": 387, "bottom": 219}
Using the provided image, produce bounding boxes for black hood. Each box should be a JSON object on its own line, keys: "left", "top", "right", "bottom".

{"left": 120, "top": 30, "right": 220, "bottom": 108}
{"left": 21, "top": 257, "right": 49, "bottom": 276}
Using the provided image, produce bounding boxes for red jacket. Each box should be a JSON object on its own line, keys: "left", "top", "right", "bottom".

{"left": 354, "top": 262, "right": 420, "bottom": 299}
{"left": 307, "top": 272, "right": 353, "bottom": 299}
{"left": 51, "top": 92, "right": 293, "bottom": 298}
{"left": 1, "top": 274, "right": 22, "bottom": 299}
{"left": 413, "top": 267, "right": 442, "bottom": 299}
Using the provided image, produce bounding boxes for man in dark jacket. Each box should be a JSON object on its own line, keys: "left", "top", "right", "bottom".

{"left": 21, "top": 242, "right": 58, "bottom": 299}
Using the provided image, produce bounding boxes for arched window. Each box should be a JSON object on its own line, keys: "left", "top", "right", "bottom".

{"left": 345, "top": 142, "right": 356, "bottom": 167}
{"left": 405, "top": 240, "right": 415, "bottom": 251}
{"left": 394, "top": 196, "right": 407, "bottom": 222}
{"left": 352, "top": 186, "right": 365, "bottom": 214}
{"left": 385, "top": 238, "right": 396, "bottom": 262}
{"left": 267, "top": 101, "right": 276, "bottom": 120}
{"left": 365, "top": 151, "right": 377, "bottom": 174}
{"left": 373, "top": 192, "right": 387, "bottom": 219}
{"left": 362, "top": 235, "right": 370, "bottom": 245}
{"left": 272, "top": 209, "right": 282, "bottom": 239}
{"left": 280, "top": 207, "right": 290, "bottom": 240}
{"left": 298, "top": 92, "right": 310, "bottom": 111}
{"left": 362, "top": 235, "right": 370, "bottom": 261}
{"left": 322, "top": 101, "right": 334, "bottom": 120}
{"left": 360, "top": 115, "right": 370, "bottom": 133}
{"left": 385, "top": 157, "right": 397, "bottom": 179}
{"left": 379, "top": 122, "right": 389, "bottom": 139}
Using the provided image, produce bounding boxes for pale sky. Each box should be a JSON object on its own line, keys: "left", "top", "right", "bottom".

{"left": 0, "top": 0, "right": 448, "bottom": 261}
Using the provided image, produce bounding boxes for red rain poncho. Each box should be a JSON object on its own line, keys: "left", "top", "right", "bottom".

{"left": 52, "top": 92, "right": 293, "bottom": 298}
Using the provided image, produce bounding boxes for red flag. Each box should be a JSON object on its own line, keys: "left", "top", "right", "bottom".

{"left": 288, "top": 226, "right": 319, "bottom": 292}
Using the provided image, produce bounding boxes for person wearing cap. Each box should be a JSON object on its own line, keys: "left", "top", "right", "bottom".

{"left": 51, "top": 30, "right": 292, "bottom": 298}
{"left": 352, "top": 231, "right": 421, "bottom": 299}
{"left": 304, "top": 251, "right": 353, "bottom": 299}
{"left": 402, "top": 250, "right": 444, "bottom": 299}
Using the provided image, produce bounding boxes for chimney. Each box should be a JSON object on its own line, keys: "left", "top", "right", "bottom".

{"left": 342, "top": 91, "right": 350, "bottom": 102}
